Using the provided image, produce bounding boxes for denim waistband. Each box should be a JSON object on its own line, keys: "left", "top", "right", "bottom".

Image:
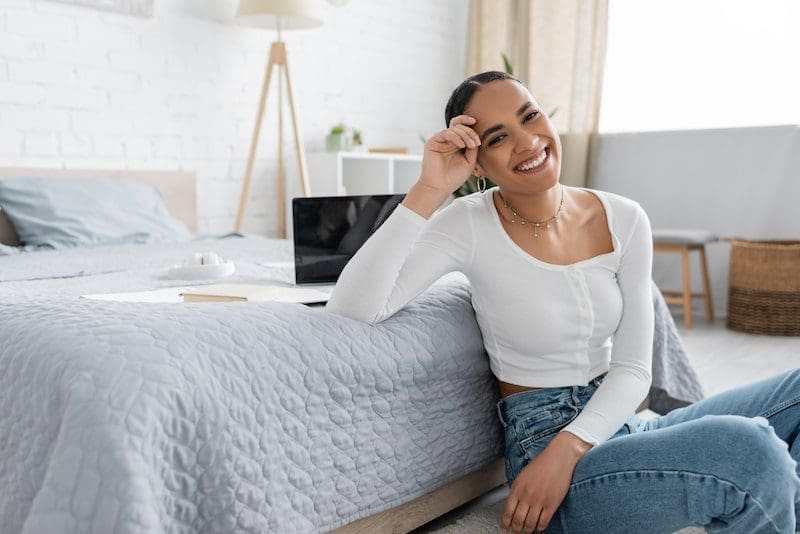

{"left": 496, "top": 371, "right": 608, "bottom": 427}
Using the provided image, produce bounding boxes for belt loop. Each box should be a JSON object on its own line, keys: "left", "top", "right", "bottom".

{"left": 496, "top": 400, "right": 507, "bottom": 428}
{"left": 571, "top": 386, "right": 580, "bottom": 406}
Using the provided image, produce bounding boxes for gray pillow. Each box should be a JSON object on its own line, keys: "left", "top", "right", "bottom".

{"left": 0, "top": 177, "right": 192, "bottom": 250}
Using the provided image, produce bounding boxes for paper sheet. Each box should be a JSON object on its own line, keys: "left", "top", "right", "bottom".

{"left": 81, "top": 284, "right": 332, "bottom": 304}
{"left": 81, "top": 287, "right": 189, "bottom": 303}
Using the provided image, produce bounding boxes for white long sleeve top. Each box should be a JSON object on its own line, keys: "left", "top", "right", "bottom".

{"left": 325, "top": 186, "right": 654, "bottom": 446}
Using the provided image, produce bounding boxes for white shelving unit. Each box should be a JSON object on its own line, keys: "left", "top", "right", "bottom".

{"left": 284, "top": 151, "right": 423, "bottom": 239}
{"left": 306, "top": 151, "right": 422, "bottom": 196}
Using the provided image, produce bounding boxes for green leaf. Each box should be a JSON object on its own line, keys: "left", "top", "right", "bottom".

{"left": 501, "top": 52, "right": 514, "bottom": 75}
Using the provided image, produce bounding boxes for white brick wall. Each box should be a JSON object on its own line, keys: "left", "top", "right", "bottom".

{"left": 0, "top": 0, "right": 469, "bottom": 236}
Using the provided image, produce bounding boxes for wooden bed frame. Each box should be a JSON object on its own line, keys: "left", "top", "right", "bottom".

{"left": 334, "top": 458, "right": 506, "bottom": 533}
{"left": 0, "top": 168, "right": 197, "bottom": 235}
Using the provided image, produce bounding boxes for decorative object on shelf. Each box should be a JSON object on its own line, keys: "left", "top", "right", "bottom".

{"left": 351, "top": 129, "right": 365, "bottom": 151}
{"left": 726, "top": 238, "right": 800, "bottom": 336}
{"left": 233, "top": 0, "right": 324, "bottom": 238}
{"left": 325, "top": 123, "right": 351, "bottom": 152}
{"left": 368, "top": 147, "right": 408, "bottom": 154}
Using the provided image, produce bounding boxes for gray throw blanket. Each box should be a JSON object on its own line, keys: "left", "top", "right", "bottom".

{"left": 649, "top": 279, "right": 706, "bottom": 413}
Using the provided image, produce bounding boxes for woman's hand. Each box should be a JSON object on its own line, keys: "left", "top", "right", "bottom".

{"left": 500, "top": 433, "right": 591, "bottom": 533}
{"left": 418, "top": 115, "right": 482, "bottom": 195}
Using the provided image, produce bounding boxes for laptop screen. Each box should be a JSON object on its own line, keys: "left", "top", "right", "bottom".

{"left": 292, "top": 194, "right": 406, "bottom": 284}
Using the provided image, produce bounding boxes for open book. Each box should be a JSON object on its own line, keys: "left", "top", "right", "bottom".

{"left": 180, "top": 284, "right": 332, "bottom": 304}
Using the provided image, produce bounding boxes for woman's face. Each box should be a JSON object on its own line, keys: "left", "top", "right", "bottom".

{"left": 464, "top": 79, "right": 561, "bottom": 192}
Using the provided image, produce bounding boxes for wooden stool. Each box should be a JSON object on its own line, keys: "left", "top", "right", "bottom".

{"left": 653, "top": 229, "right": 718, "bottom": 328}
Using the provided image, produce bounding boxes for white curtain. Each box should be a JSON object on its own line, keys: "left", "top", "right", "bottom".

{"left": 466, "top": 0, "right": 609, "bottom": 188}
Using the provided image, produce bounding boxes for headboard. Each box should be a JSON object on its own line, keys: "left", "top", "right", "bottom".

{"left": 0, "top": 168, "right": 197, "bottom": 246}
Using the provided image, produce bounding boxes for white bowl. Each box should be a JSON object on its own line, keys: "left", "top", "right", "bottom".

{"left": 167, "top": 261, "right": 236, "bottom": 280}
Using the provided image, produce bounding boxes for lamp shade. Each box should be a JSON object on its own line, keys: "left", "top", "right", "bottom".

{"left": 235, "top": 0, "right": 325, "bottom": 30}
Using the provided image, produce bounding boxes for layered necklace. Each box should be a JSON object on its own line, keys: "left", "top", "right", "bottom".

{"left": 497, "top": 184, "right": 566, "bottom": 238}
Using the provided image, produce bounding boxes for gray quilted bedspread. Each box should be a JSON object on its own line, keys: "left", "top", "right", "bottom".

{"left": 0, "top": 235, "right": 703, "bottom": 533}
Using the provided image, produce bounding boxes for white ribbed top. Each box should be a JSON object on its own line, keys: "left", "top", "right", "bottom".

{"left": 325, "top": 186, "right": 654, "bottom": 446}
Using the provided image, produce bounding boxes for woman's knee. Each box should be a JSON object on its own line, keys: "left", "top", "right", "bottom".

{"left": 779, "top": 367, "right": 800, "bottom": 389}
{"left": 694, "top": 414, "right": 797, "bottom": 478}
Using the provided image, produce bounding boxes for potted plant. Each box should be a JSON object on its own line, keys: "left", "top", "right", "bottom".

{"left": 326, "top": 123, "right": 351, "bottom": 152}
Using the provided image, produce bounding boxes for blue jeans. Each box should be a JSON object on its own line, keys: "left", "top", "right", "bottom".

{"left": 496, "top": 368, "right": 800, "bottom": 533}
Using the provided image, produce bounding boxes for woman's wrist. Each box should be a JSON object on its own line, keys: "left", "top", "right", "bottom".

{"left": 551, "top": 430, "right": 593, "bottom": 463}
{"left": 401, "top": 180, "right": 452, "bottom": 220}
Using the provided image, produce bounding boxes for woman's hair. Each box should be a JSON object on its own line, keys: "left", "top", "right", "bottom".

{"left": 444, "top": 70, "right": 527, "bottom": 127}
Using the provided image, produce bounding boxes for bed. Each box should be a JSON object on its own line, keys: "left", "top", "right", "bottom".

{"left": 0, "top": 168, "right": 704, "bottom": 533}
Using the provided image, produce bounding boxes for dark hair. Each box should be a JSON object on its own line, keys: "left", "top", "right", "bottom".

{"left": 444, "top": 70, "right": 527, "bottom": 127}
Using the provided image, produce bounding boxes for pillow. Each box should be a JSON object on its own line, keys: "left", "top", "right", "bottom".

{"left": 0, "top": 208, "right": 21, "bottom": 246}
{"left": 0, "top": 177, "right": 192, "bottom": 249}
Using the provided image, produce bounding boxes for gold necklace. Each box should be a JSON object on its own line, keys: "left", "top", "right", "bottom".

{"left": 497, "top": 184, "right": 566, "bottom": 238}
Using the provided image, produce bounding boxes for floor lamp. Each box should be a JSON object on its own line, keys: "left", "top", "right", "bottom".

{"left": 234, "top": 0, "right": 324, "bottom": 237}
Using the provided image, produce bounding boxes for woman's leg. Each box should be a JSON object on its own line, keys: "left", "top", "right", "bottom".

{"left": 546, "top": 413, "right": 800, "bottom": 533}
{"left": 636, "top": 368, "right": 800, "bottom": 471}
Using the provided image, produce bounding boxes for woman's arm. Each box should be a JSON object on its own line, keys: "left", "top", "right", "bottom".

{"left": 559, "top": 202, "right": 655, "bottom": 446}
{"left": 325, "top": 182, "right": 473, "bottom": 324}
{"left": 326, "top": 113, "right": 483, "bottom": 324}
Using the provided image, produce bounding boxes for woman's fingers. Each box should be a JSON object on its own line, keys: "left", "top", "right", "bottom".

{"left": 525, "top": 506, "right": 544, "bottom": 534}
{"left": 534, "top": 507, "right": 554, "bottom": 532}
{"left": 511, "top": 504, "right": 533, "bottom": 534}
{"left": 448, "top": 114, "right": 475, "bottom": 127}
{"left": 500, "top": 495, "right": 518, "bottom": 531}
{"left": 451, "top": 124, "right": 481, "bottom": 148}
{"left": 501, "top": 490, "right": 548, "bottom": 534}
{"left": 439, "top": 129, "right": 466, "bottom": 148}
{"left": 432, "top": 114, "right": 481, "bottom": 151}
{"left": 442, "top": 125, "right": 478, "bottom": 150}
{"left": 449, "top": 115, "right": 481, "bottom": 146}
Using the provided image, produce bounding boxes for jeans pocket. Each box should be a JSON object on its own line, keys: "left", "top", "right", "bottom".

{"left": 517, "top": 403, "right": 580, "bottom": 455}
{"left": 504, "top": 425, "right": 526, "bottom": 485}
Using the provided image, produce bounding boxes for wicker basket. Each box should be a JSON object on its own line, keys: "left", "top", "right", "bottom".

{"left": 726, "top": 239, "right": 800, "bottom": 336}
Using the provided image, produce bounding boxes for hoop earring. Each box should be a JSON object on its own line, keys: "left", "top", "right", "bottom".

{"left": 477, "top": 176, "right": 487, "bottom": 194}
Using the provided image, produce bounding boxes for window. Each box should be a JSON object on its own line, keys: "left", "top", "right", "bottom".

{"left": 599, "top": 0, "right": 800, "bottom": 132}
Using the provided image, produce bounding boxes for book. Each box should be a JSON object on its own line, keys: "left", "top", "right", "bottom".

{"left": 179, "top": 283, "right": 331, "bottom": 304}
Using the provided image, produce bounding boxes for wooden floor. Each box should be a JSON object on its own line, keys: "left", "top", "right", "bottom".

{"left": 674, "top": 317, "right": 800, "bottom": 396}
{"left": 413, "top": 313, "right": 800, "bottom": 533}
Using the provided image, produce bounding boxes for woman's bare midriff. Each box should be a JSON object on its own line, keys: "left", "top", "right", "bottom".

{"left": 498, "top": 379, "right": 544, "bottom": 399}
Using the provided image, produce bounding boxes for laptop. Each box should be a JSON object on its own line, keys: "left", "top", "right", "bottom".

{"left": 283, "top": 193, "right": 407, "bottom": 304}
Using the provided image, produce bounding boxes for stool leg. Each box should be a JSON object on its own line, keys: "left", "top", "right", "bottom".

{"left": 681, "top": 246, "right": 693, "bottom": 328}
{"left": 699, "top": 245, "right": 714, "bottom": 322}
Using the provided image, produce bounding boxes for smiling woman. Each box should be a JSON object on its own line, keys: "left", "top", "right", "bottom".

{"left": 326, "top": 70, "right": 800, "bottom": 534}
